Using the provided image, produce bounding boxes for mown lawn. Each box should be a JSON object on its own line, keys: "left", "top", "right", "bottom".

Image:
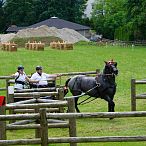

{"left": 1, "top": 42, "right": 146, "bottom": 146}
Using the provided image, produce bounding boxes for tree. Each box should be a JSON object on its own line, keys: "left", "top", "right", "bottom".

{"left": 3, "top": 0, "right": 87, "bottom": 29}
{"left": 91, "top": 0, "right": 126, "bottom": 40}
{"left": 4, "top": 0, "right": 37, "bottom": 26}
{"left": 0, "top": 0, "right": 6, "bottom": 32}
{"left": 92, "top": 0, "right": 146, "bottom": 41}
{"left": 34, "top": 0, "right": 87, "bottom": 23}
{"left": 123, "top": 0, "right": 146, "bottom": 40}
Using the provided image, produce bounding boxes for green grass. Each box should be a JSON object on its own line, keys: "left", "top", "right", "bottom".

{"left": 1, "top": 42, "right": 146, "bottom": 146}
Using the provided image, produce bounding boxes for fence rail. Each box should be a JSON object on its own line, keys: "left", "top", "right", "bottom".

{"left": 0, "top": 98, "right": 76, "bottom": 146}
{"left": 1, "top": 136, "right": 146, "bottom": 146}
{"left": 1, "top": 107, "right": 146, "bottom": 145}
{"left": 131, "top": 78, "right": 146, "bottom": 111}
{"left": 0, "top": 70, "right": 99, "bottom": 98}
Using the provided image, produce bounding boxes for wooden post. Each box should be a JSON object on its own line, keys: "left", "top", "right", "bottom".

{"left": 6, "top": 79, "right": 10, "bottom": 101}
{"left": 34, "top": 93, "right": 41, "bottom": 138}
{"left": 58, "top": 88, "right": 64, "bottom": 113}
{"left": 131, "top": 79, "right": 136, "bottom": 111}
{"left": 0, "top": 106, "right": 6, "bottom": 140}
{"left": 8, "top": 86, "right": 15, "bottom": 124}
{"left": 67, "top": 98, "right": 77, "bottom": 146}
{"left": 8, "top": 86, "right": 14, "bottom": 103}
{"left": 40, "top": 109, "right": 48, "bottom": 146}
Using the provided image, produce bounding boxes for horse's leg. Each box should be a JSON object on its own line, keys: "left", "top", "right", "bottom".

{"left": 104, "top": 95, "right": 115, "bottom": 112}
{"left": 72, "top": 91, "right": 81, "bottom": 113}
{"left": 74, "top": 97, "right": 80, "bottom": 113}
{"left": 104, "top": 96, "right": 115, "bottom": 120}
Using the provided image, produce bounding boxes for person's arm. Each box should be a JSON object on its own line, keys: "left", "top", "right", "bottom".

{"left": 25, "top": 76, "right": 39, "bottom": 83}
{"left": 11, "top": 74, "right": 15, "bottom": 77}
{"left": 11, "top": 72, "right": 18, "bottom": 78}
{"left": 45, "top": 73, "right": 61, "bottom": 78}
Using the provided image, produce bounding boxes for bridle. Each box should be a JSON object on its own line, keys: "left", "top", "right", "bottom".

{"left": 103, "top": 63, "right": 118, "bottom": 76}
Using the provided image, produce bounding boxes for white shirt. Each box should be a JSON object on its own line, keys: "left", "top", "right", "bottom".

{"left": 31, "top": 72, "right": 56, "bottom": 86}
{"left": 14, "top": 72, "right": 27, "bottom": 89}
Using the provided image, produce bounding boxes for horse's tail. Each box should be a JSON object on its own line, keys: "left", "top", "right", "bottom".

{"left": 64, "top": 78, "right": 71, "bottom": 96}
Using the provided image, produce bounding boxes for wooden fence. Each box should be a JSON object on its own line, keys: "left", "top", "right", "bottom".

{"left": 7, "top": 87, "right": 65, "bottom": 117}
{"left": 114, "top": 40, "right": 146, "bottom": 46}
{"left": 0, "top": 98, "right": 76, "bottom": 146}
{"left": 0, "top": 70, "right": 99, "bottom": 93}
{"left": 131, "top": 78, "right": 146, "bottom": 111}
{"left": 1, "top": 105, "right": 146, "bottom": 145}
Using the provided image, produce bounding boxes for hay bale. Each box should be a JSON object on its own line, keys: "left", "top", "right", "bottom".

{"left": 64, "top": 43, "right": 73, "bottom": 50}
{"left": 9, "top": 42, "right": 17, "bottom": 51}
{"left": 2, "top": 43, "right": 6, "bottom": 51}
{"left": 10, "top": 43, "right": 17, "bottom": 51}
{"left": 50, "top": 41, "right": 57, "bottom": 49}
{"left": 1, "top": 42, "right": 17, "bottom": 51}
{"left": 29, "top": 43, "right": 32, "bottom": 50}
{"left": 37, "top": 43, "right": 44, "bottom": 51}
{"left": 59, "top": 43, "right": 64, "bottom": 50}
{"left": 25, "top": 43, "right": 29, "bottom": 49}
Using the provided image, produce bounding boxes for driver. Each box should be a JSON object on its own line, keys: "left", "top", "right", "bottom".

{"left": 30, "top": 66, "right": 61, "bottom": 88}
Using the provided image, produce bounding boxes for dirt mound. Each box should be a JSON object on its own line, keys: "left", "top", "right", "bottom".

{"left": 0, "top": 33, "right": 16, "bottom": 43}
{"left": 16, "top": 25, "right": 89, "bottom": 43}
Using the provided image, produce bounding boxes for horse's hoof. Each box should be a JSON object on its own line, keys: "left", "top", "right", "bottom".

{"left": 109, "top": 117, "right": 114, "bottom": 120}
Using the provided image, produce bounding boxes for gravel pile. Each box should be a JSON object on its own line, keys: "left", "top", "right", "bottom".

{"left": 16, "top": 25, "right": 89, "bottom": 43}
{"left": 0, "top": 33, "right": 16, "bottom": 43}
{"left": 0, "top": 25, "right": 89, "bottom": 43}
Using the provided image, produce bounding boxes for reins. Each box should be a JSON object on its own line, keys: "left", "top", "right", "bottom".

{"left": 64, "top": 83, "right": 100, "bottom": 100}
{"left": 64, "top": 73, "right": 116, "bottom": 104}
{"left": 77, "top": 96, "right": 97, "bottom": 105}
{"left": 77, "top": 73, "right": 116, "bottom": 105}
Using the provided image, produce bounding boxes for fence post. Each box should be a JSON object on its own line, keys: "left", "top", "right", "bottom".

{"left": 6, "top": 79, "right": 10, "bottom": 100}
{"left": 8, "top": 86, "right": 15, "bottom": 124}
{"left": 34, "top": 93, "right": 41, "bottom": 138}
{"left": 0, "top": 106, "right": 6, "bottom": 140}
{"left": 67, "top": 98, "right": 77, "bottom": 146}
{"left": 58, "top": 88, "right": 64, "bottom": 113}
{"left": 40, "top": 108, "right": 48, "bottom": 146}
{"left": 7, "top": 86, "right": 14, "bottom": 104}
{"left": 131, "top": 79, "right": 136, "bottom": 111}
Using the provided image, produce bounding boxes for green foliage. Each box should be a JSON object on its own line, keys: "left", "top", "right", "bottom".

{"left": 0, "top": 0, "right": 6, "bottom": 32}
{"left": 124, "top": 0, "right": 146, "bottom": 40}
{"left": 4, "top": 0, "right": 37, "bottom": 26}
{"left": 2, "top": 0, "right": 87, "bottom": 31}
{"left": 92, "top": 0, "right": 126, "bottom": 39}
{"left": 91, "top": 0, "right": 146, "bottom": 41}
{"left": 114, "top": 22, "right": 133, "bottom": 41}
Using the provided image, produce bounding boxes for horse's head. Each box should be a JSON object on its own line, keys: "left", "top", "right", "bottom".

{"left": 103, "top": 60, "right": 118, "bottom": 76}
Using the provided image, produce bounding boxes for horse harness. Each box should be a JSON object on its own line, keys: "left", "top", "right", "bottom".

{"left": 95, "top": 74, "right": 117, "bottom": 97}
{"left": 70, "top": 76, "right": 101, "bottom": 105}
{"left": 73, "top": 74, "right": 116, "bottom": 105}
{"left": 77, "top": 82, "right": 101, "bottom": 105}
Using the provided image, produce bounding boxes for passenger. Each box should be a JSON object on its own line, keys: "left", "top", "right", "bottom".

{"left": 12, "top": 65, "right": 38, "bottom": 90}
{"left": 30, "top": 66, "right": 61, "bottom": 88}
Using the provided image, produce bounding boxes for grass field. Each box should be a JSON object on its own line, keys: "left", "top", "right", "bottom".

{"left": 1, "top": 42, "right": 146, "bottom": 146}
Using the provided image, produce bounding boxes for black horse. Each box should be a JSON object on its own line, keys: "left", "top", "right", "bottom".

{"left": 64, "top": 60, "right": 118, "bottom": 113}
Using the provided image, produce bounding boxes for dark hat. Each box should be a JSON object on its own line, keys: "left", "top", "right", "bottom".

{"left": 17, "top": 65, "right": 24, "bottom": 70}
{"left": 36, "top": 66, "right": 42, "bottom": 70}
